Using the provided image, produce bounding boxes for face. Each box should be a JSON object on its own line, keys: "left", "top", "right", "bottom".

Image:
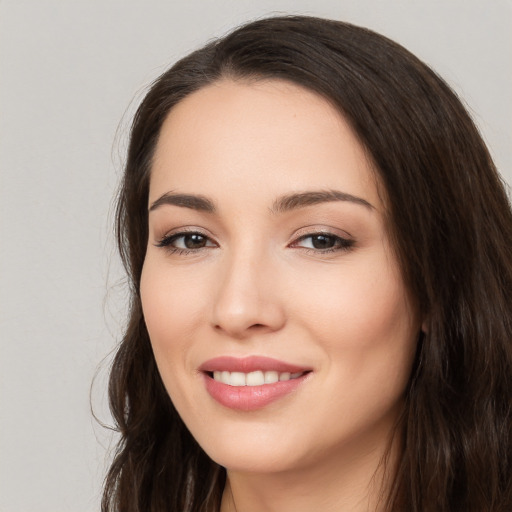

{"left": 141, "top": 79, "right": 419, "bottom": 474}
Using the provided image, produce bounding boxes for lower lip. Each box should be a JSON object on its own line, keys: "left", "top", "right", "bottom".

{"left": 203, "top": 373, "right": 308, "bottom": 411}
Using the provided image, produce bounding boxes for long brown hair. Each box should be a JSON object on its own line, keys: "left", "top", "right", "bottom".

{"left": 103, "top": 15, "right": 512, "bottom": 511}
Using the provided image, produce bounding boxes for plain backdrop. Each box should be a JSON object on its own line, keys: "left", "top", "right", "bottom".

{"left": 1, "top": 1, "right": 510, "bottom": 511}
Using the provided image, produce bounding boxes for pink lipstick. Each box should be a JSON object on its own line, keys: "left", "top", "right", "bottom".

{"left": 200, "top": 356, "right": 311, "bottom": 411}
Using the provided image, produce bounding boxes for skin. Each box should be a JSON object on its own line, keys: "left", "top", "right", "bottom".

{"left": 141, "top": 79, "right": 420, "bottom": 512}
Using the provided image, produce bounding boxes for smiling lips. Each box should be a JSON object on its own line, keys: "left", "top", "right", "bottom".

{"left": 200, "top": 356, "right": 311, "bottom": 411}
{"left": 213, "top": 370, "right": 304, "bottom": 386}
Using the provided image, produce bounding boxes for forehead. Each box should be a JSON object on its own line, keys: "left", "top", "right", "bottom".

{"left": 149, "top": 78, "right": 382, "bottom": 211}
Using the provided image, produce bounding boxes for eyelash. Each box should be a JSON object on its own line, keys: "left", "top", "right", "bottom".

{"left": 291, "top": 233, "right": 355, "bottom": 254}
{"left": 155, "top": 231, "right": 355, "bottom": 256}
{"left": 155, "top": 231, "right": 215, "bottom": 255}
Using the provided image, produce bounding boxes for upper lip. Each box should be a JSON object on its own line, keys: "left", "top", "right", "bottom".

{"left": 199, "top": 356, "right": 310, "bottom": 374}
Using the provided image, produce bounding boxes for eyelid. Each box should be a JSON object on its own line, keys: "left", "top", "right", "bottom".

{"left": 154, "top": 227, "right": 219, "bottom": 255}
{"left": 289, "top": 224, "right": 353, "bottom": 241}
{"left": 288, "top": 225, "right": 355, "bottom": 254}
{"left": 153, "top": 224, "right": 354, "bottom": 255}
{"left": 154, "top": 225, "right": 217, "bottom": 242}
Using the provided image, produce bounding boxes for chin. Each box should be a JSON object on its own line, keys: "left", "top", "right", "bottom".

{"left": 204, "top": 439, "right": 302, "bottom": 474}
{"left": 183, "top": 412, "right": 303, "bottom": 473}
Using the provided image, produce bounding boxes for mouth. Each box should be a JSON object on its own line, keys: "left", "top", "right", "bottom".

{"left": 208, "top": 370, "right": 307, "bottom": 386}
{"left": 200, "top": 356, "right": 312, "bottom": 411}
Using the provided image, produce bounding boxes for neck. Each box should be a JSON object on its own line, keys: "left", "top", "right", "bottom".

{"left": 220, "top": 433, "right": 399, "bottom": 512}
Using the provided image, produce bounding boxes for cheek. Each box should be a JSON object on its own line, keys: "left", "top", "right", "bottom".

{"left": 303, "top": 261, "right": 407, "bottom": 324}
{"left": 141, "top": 257, "right": 205, "bottom": 341}
{"left": 139, "top": 257, "right": 207, "bottom": 385}
{"left": 140, "top": 258, "right": 211, "bottom": 418}
{"left": 293, "top": 265, "right": 417, "bottom": 445}
{"left": 293, "top": 256, "right": 417, "bottom": 382}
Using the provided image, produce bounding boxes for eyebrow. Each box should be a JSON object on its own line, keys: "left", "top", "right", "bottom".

{"left": 149, "top": 193, "right": 216, "bottom": 213}
{"left": 148, "top": 189, "right": 374, "bottom": 214}
{"left": 271, "top": 190, "right": 374, "bottom": 213}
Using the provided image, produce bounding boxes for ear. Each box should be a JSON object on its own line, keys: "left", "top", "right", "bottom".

{"left": 421, "top": 318, "right": 428, "bottom": 334}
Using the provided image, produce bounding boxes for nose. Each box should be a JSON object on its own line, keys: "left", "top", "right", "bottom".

{"left": 211, "top": 248, "right": 286, "bottom": 339}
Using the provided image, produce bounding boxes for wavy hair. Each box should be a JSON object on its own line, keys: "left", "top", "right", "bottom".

{"left": 102, "top": 15, "right": 512, "bottom": 512}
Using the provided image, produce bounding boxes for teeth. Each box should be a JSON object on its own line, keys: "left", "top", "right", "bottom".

{"left": 212, "top": 370, "right": 305, "bottom": 386}
{"left": 246, "top": 371, "right": 264, "bottom": 386}
{"left": 229, "top": 372, "right": 246, "bottom": 386}
{"left": 264, "top": 371, "right": 279, "bottom": 384}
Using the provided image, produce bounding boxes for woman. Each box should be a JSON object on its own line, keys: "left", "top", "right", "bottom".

{"left": 103, "top": 15, "right": 512, "bottom": 512}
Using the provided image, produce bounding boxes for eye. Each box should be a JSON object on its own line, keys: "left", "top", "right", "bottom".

{"left": 291, "top": 233, "right": 354, "bottom": 253}
{"left": 156, "top": 231, "right": 217, "bottom": 254}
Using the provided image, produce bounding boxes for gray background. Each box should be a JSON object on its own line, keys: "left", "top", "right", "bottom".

{"left": 1, "top": 1, "right": 510, "bottom": 511}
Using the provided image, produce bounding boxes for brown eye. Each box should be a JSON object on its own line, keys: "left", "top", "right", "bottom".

{"left": 182, "top": 233, "right": 208, "bottom": 249}
{"left": 309, "top": 234, "right": 337, "bottom": 249}
{"left": 292, "top": 233, "right": 355, "bottom": 253}
{"left": 156, "top": 231, "right": 217, "bottom": 253}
